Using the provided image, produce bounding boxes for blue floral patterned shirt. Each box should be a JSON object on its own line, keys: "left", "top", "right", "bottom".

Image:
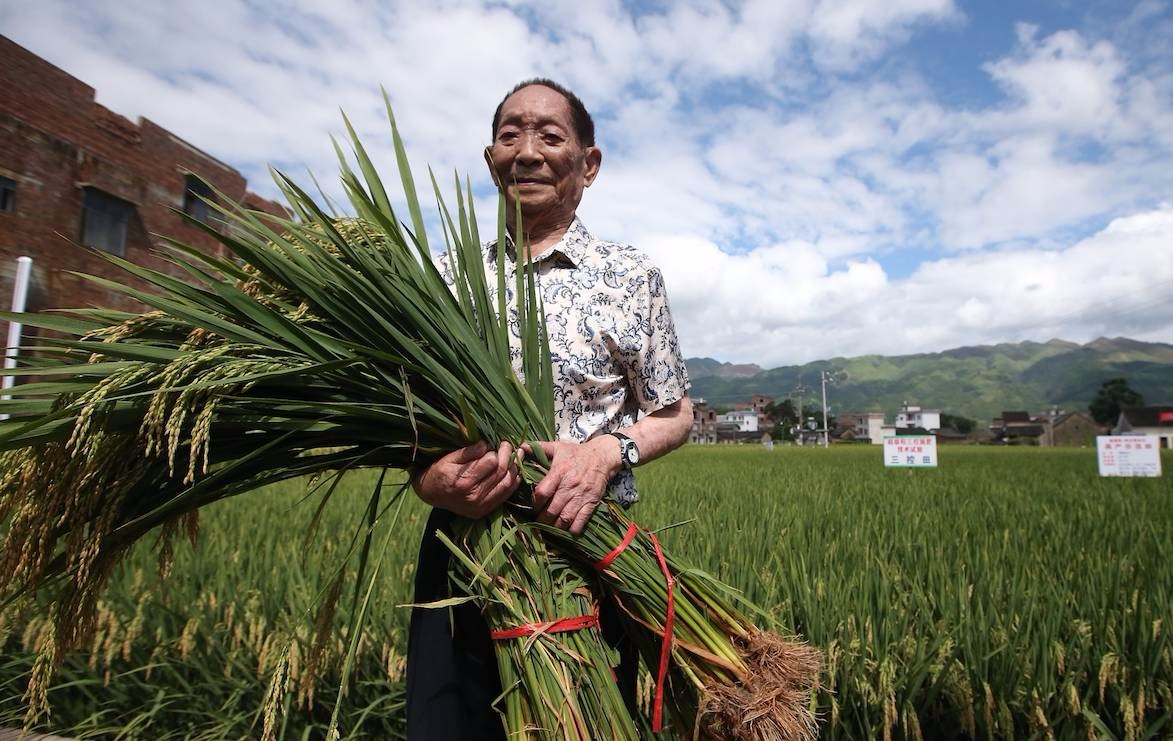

{"left": 437, "top": 218, "right": 690, "bottom": 504}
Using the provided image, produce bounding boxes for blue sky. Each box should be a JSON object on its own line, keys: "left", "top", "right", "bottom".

{"left": 2, "top": 0, "right": 1172, "bottom": 367}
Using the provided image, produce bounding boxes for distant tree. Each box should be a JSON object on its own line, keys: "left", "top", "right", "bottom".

{"left": 765, "top": 399, "right": 798, "bottom": 441}
{"left": 765, "top": 399, "right": 797, "bottom": 424}
{"left": 773, "top": 422, "right": 796, "bottom": 442}
{"left": 1088, "top": 378, "right": 1145, "bottom": 426}
{"left": 800, "top": 403, "right": 835, "bottom": 434}
{"left": 940, "top": 413, "right": 976, "bottom": 434}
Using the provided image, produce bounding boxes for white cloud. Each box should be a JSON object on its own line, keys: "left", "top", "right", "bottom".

{"left": 644, "top": 206, "right": 1173, "bottom": 366}
{"left": 895, "top": 206, "right": 1173, "bottom": 344}
{"left": 640, "top": 233, "right": 890, "bottom": 363}
{"left": 808, "top": 0, "right": 963, "bottom": 69}
{"left": 928, "top": 136, "right": 1109, "bottom": 248}
{"left": 985, "top": 24, "right": 1126, "bottom": 137}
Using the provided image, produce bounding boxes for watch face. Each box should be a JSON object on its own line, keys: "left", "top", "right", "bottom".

{"left": 625, "top": 441, "right": 640, "bottom": 465}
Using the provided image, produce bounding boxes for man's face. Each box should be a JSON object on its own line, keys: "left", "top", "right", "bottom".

{"left": 488, "top": 85, "right": 601, "bottom": 225}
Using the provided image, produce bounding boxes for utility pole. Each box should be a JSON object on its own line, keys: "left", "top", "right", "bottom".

{"left": 820, "top": 370, "right": 830, "bottom": 448}
{"left": 790, "top": 383, "right": 807, "bottom": 445}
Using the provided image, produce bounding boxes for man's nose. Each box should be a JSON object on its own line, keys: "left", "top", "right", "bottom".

{"left": 515, "top": 131, "right": 543, "bottom": 165}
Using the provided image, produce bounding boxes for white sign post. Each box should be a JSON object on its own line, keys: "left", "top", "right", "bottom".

{"left": 883, "top": 435, "right": 938, "bottom": 468}
{"left": 1, "top": 256, "right": 32, "bottom": 421}
{"left": 1097, "top": 435, "right": 1162, "bottom": 477}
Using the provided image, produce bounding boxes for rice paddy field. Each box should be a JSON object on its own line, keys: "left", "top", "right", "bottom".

{"left": 1, "top": 445, "right": 1170, "bottom": 739}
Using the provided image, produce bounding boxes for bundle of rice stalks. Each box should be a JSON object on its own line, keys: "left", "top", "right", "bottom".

{"left": 440, "top": 511, "right": 643, "bottom": 739}
{"left": 0, "top": 96, "right": 818, "bottom": 738}
{"left": 541, "top": 509, "right": 821, "bottom": 739}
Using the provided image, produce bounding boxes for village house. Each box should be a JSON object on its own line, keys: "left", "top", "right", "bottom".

{"left": 687, "top": 393, "right": 779, "bottom": 444}
{"left": 731, "top": 394, "right": 774, "bottom": 430}
{"left": 733, "top": 394, "right": 772, "bottom": 413}
{"left": 1113, "top": 406, "right": 1173, "bottom": 449}
{"left": 988, "top": 409, "right": 1102, "bottom": 447}
{"left": 711, "top": 392, "right": 1101, "bottom": 448}
{"left": 0, "top": 37, "right": 284, "bottom": 319}
{"left": 837, "top": 411, "right": 885, "bottom": 444}
{"left": 989, "top": 411, "right": 1045, "bottom": 444}
{"left": 717, "top": 424, "right": 772, "bottom": 444}
{"left": 689, "top": 398, "right": 719, "bottom": 444}
{"left": 720, "top": 409, "right": 759, "bottom": 432}
{"left": 873, "top": 402, "right": 943, "bottom": 444}
{"left": 716, "top": 413, "right": 769, "bottom": 443}
{"left": 893, "top": 402, "right": 941, "bottom": 432}
{"left": 1045, "top": 411, "right": 1100, "bottom": 447}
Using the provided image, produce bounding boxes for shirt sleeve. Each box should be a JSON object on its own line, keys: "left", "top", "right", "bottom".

{"left": 627, "top": 265, "right": 690, "bottom": 413}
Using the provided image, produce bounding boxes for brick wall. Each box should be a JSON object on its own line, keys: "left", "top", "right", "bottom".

{"left": 0, "top": 36, "right": 286, "bottom": 320}
{"left": 1052, "top": 412, "right": 1100, "bottom": 447}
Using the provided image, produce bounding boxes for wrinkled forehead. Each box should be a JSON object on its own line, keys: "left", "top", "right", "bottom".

{"left": 496, "top": 85, "right": 575, "bottom": 132}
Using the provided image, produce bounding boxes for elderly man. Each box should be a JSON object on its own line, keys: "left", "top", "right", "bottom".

{"left": 407, "top": 78, "right": 693, "bottom": 739}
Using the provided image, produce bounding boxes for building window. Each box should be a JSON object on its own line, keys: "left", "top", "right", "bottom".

{"left": 183, "top": 174, "right": 215, "bottom": 224}
{"left": 81, "top": 188, "right": 134, "bottom": 256}
{"left": 0, "top": 176, "right": 15, "bottom": 213}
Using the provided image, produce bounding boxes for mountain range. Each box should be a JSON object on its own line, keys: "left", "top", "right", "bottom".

{"left": 685, "top": 337, "right": 1173, "bottom": 423}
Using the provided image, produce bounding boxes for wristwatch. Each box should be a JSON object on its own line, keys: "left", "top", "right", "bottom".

{"left": 608, "top": 431, "right": 640, "bottom": 470}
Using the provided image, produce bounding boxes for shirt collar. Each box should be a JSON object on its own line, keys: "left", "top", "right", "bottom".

{"left": 490, "top": 217, "right": 593, "bottom": 268}
{"left": 548, "top": 217, "right": 592, "bottom": 267}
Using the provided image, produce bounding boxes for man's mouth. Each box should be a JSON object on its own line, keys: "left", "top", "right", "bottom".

{"left": 513, "top": 176, "right": 548, "bottom": 185}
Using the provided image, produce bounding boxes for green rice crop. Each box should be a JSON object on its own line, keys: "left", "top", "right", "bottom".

{"left": 2, "top": 446, "right": 1170, "bottom": 739}
{"left": 1, "top": 469, "right": 420, "bottom": 739}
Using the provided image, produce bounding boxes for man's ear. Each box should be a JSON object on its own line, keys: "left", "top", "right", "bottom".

{"left": 484, "top": 146, "right": 503, "bottom": 190}
{"left": 583, "top": 146, "right": 602, "bottom": 187}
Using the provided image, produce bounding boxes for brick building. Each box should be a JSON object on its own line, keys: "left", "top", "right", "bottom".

{"left": 0, "top": 37, "right": 284, "bottom": 318}
{"left": 690, "top": 398, "right": 718, "bottom": 444}
{"left": 1046, "top": 411, "right": 1099, "bottom": 447}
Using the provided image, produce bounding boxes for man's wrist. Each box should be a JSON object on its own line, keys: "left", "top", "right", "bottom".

{"left": 607, "top": 431, "right": 640, "bottom": 470}
{"left": 409, "top": 466, "right": 434, "bottom": 503}
{"left": 587, "top": 434, "right": 624, "bottom": 478}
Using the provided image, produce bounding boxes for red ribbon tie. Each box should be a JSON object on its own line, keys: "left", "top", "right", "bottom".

{"left": 592, "top": 520, "right": 676, "bottom": 733}
{"left": 490, "top": 611, "right": 599, "bottom": 641}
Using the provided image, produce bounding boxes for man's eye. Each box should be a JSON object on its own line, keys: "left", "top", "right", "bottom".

{"left": 542, "top": 133, "right": 564, "bottom": 145}
{"left": 498, "top": 131, "right": 519, "bottom": 143}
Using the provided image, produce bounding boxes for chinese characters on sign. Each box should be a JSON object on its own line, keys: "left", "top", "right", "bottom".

{"left": 883, "top": 436, "right": 938, "bottom": 468}
{"left": 1096, "top": 436, "right": 1162, "bottom": 477}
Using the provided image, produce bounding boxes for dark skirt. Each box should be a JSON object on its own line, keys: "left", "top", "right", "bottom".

{"left": 405, "top": 507, "right": 505, "bottom": 740}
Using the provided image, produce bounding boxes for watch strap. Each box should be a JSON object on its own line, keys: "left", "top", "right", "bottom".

{"left": 608, "top": 431, "right": 638, "bottom": 469}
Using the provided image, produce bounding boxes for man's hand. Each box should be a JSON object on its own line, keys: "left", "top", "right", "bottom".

{"left": 411, "top": 440, "right": 520, "bottom": 518}
{"left": 529, "top": 436, "right": 622, "bottom": 536}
